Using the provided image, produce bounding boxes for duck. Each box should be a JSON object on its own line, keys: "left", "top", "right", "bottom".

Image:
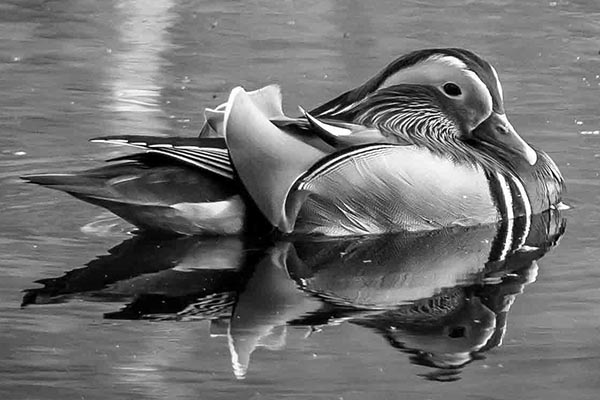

{"left": 23, "top": 48, "right": 565, "bottom": 236}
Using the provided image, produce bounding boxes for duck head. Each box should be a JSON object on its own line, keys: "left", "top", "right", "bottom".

{"left": 313, "top": 48, "right": 537, "bottom": 165}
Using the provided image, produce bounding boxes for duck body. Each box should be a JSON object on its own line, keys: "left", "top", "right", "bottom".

{"left": 24, "top": 48, "right": 565, "bottom": 237}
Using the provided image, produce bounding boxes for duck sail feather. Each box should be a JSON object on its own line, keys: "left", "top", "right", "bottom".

{"left": 224, "top": 87, "right": 331, "bottom": 233}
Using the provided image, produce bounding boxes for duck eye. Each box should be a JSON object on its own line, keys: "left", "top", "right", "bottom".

{"left": 443, "top": 82, "right": 462, "bottom": 97}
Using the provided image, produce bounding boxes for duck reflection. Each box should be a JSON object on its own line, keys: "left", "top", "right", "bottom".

{"left": 23, "top": 210, "right": 565, "bottom": 380}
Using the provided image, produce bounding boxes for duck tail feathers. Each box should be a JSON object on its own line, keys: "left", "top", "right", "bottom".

{"left": 22, "top": 174, "right": 115, "bottom": 199}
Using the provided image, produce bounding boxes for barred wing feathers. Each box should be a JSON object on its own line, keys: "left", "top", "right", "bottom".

{"left": 91, "top": 136, "right": 234, "bottom": 180}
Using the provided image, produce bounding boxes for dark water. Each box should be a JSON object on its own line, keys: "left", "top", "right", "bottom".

{"left": 1, "top": 1, "right": 599, "bottom": 399}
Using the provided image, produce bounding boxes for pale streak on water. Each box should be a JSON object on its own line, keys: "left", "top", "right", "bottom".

{"left": 1, "top": 1, "right": 600, "bottom": 399}
{"left": 109, "top": 0, "right": 172, "bottom": 124}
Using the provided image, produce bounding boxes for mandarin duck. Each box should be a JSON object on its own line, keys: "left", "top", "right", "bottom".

{"left": 24, "top": 48, "right": 564, "bottom": 236}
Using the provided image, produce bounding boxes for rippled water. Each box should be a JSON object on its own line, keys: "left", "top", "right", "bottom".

{"left": 2, "top": 1, "right": 600, "bottom": 399}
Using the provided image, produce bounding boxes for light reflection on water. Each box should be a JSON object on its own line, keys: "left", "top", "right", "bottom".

{"left": 1, "top": 0, "right": 600, "bottom": 399}
{"left": 109, "top": 0, "right": 173, "bottom": 135}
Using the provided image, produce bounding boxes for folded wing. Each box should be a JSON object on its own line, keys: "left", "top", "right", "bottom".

{"left": 91, "top": 136, "right": 234, "bottom": 180}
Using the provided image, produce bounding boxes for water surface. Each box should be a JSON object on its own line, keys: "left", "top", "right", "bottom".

{"left": 2, "top": 1, "right": 600, "bottom": 399}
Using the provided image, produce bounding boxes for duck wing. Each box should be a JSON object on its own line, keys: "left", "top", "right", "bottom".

{"left": 90, "top": 136, "right": 234, "bottom": 180}
{"left": 23, "top": 153, "right": 246, "bottom": 235}
{"left": 199, "top": 84, "right": 290, "bottom": 138}
{"left": 224, "top": 86, "right": 334, "bottom": 232}
{"left": 198, "top": 84, "right": 387, "bottom": 150}
{"left": 271, "top": 109, "right": 388, "bottom": 149}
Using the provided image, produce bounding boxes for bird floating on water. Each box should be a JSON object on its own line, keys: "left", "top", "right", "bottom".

{"left": 24, "top": 48, "right": 564, "bottom": 236}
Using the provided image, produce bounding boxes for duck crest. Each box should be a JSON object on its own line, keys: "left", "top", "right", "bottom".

{"left": 312, "top": 48, "right": 504, "bottom": 117}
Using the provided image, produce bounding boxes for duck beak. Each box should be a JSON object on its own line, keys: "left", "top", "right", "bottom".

{"left": 472, "top": 113, "right": 537, "bottom": 166}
